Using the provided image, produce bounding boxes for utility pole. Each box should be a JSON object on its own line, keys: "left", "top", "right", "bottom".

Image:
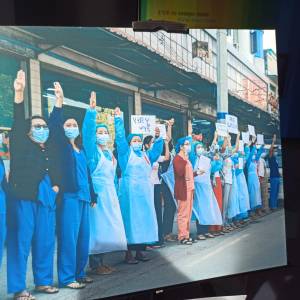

{"left": 216, "top": 29, "right": 228, "bottom": 123}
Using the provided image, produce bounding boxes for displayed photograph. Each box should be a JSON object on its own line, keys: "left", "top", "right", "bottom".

{"left": 0, "top": 27, "right": 285, "bottom": 300}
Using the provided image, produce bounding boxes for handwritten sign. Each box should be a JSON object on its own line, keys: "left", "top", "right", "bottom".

{"left": 238, "top": 157, "right": 244, "bottom": 170}
{"left": 241, "top": 132, "right": 250, "bottom": 144}
{"left": 153, "top": 124, "right": 167, "bottom": 139}
{"left": 131, "top": 115, "right": 156, "bottom": 135}
{"left": 238, "top": 140, "right": 244, "bottom": 152}
{"left": 257, "top": 134, "right": 265, "bottom": 145}
{"left": 248, "top": 125, "right": 256, "bottom": 136}
{"left": 216, "top": 123, "right": 228, "bottom": 137}
{"left": 197, "top": 155, "right": 211, "bottom": 172}
{"left": 225, "top": 114, "right": 238, "bottom": 134}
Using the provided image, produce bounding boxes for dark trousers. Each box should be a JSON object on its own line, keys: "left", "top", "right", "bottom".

{"left": 154, "top": 184, "right": 164, "bottom": 244}
{"left": 127, "top": 244, "right": 146, "bottom": 251}
{"left": 196, "top": 222, "right": 209, "bottom": 235}
{"left": 89, "top": 254, "right": 104, "bottom": 270}
{"left": 161, "top": 181, "right": 176, "bottom": 236}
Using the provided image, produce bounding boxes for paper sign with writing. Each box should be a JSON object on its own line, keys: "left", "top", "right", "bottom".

{"left": 153, "top": 124, "right": 167, "bottom": 139}
{"left": 238, "top": 157, "right": 244, "bottom": 170}
{"left": 257, "top": 134, "right": 264, "bottom": 145}
{"left": 248, "top": 125, "right": 256, "bottom": 136}
{"left": 197, "top": 155, "right": 211, "bottom": 172}
{"left": 216, "top": 123, "right": 228, "bottom": 137}
{"left": 238, "top": 140, "right": 244, "bottom": 152}
{"left": 226, "top": 114, "right": 239, "bottom": 134}
{"left": 131, "top": 115, "right": 156, "bottom": 135}
{"left": 241, "top": 132, "right": 250, "bottom": 144}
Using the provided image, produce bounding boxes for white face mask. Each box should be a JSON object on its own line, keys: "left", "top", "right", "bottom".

{"left": 184, "top": 144, "right": 191, "bottom": 154}
{"left": 196, "top": 148, "right": 204, "bottom": 156}
{"left": 96, "top": 133, "right": 110, "bottom": 145}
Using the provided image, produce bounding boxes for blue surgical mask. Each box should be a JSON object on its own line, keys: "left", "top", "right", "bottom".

{"left": 96, "top": 133, "right": 110, "bottom": 145}
{"left": 196, "top": 148, "right": 204, "bottom": 156}
{"left": 31, "top": 128, "right": 49, "bottom": 144}
{"left": 132, "top": 142, "right": 142, "bottom": 152}
{"left": 64, "top": 127, "right": 79, "bottom": 139}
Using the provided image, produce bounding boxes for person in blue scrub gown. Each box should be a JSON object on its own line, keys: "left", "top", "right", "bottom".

{"left": 114, "top": 107, "right": 164, "bottom": 264}
{"left": 7, "top": 70, "right": 60, "bottom": 299}
{"left": 82, "top": 92, "right": 127, "bottom": 275}
{"left": 245, "top": 136, "right": 265, "bottom": 219}
{"left": 0, "top": 134, "right": 7, "bottom": 270}
{"left": 48, "top": 82, "right": 95, "bottom": 289}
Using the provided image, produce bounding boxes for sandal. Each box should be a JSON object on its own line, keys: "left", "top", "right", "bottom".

{"left": 136, "top": 254, "right": 151, "bottom": 262}
{"left": 14, "top": 291, "right": 36, "bottom": 300}
{"left": 93, "top": 266, "right": 113, "bottom": 274}
{"left": 77, "top": 276, "right": 93, "bottom": 284}
{"left": 179, "top": 239, "right": 193, "bottom": 245}
{"left": 205, "top": 233, "right": 215, "bottom": 238}
{"left": 219, "top": 231, "right": 225, "bottom": 235}
{"left": 65, "top": 281, "right": 86, "bottom": 289}
{"left": 197, "top": 235, "right": 206, "bottom": 240}
{"left": 125, "top": 258, "right": 139, "bottom": 264}
{"left": 188, "top": 238, "right": 198, "bottom": 243}
{"left": 35, "top": 285, "right": 59, "bottom": 294}
{"left": 103, "top": 265, "right": 117, "bottom": 272}
{"left": 164, "top": 234, "right": 177, "bottom": 242}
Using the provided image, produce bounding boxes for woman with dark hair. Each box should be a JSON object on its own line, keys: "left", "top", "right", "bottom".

{"left": 143, "top": 124, "right": 171, "bottom": 248}
{"left": 7, "top": 70, "right": 60, "bottom": 300}
{"left": 49, "top": 82, "right": 96, "bottom": 289}
{"left": 114, "top": 107, "right": 164, "bottom": 264}
{"left": 82, "top": 92, "right": 127, "bottom": 275}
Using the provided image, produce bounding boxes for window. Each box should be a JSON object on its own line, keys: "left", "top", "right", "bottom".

{"left": 250, "top": 31, "right": 258, "bottom": 54}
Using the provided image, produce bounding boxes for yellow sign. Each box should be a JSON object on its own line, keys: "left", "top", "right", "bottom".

{"left": 140, "top": 0, "right": 277, "bottom": 28}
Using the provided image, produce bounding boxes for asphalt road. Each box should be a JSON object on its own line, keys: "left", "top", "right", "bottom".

{"left": 0, "top": 209, "right": 286, "bottom": 300}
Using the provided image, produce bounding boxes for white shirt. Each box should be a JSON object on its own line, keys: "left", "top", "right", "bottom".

{"left": 258, "top": 158, "right": 266, "bottom": 177}
{"left": 150, "top": 155, "right": 165, "bottom": 185}
{"left": 222, "top": 157, "right": 233, "bottom": 184}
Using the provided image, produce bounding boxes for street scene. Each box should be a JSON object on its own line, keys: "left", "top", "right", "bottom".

{"left": 0, "top": 27, "right": 285, "bottom": 300}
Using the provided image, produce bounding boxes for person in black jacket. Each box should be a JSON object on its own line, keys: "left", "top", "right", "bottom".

{"left": 6, "top": 70, "right": 60, "bottom": 300}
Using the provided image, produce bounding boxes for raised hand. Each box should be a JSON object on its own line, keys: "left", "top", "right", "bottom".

{"left": 90, "top": 91, "right": 96, "bottom": 109}
{"left": 54, "top": 82, "right": 64, "bottom": 100}
{"left": 272, "top": 134, "right": 276, "bottom": 144}
{"left": 14, "top": 70, "right": 26, "bottom": 103}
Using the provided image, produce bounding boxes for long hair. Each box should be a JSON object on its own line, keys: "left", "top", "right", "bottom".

{"left": 143, "top": 135, "right": 153, "bottom": 151}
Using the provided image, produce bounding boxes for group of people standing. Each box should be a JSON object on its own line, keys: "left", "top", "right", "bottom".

{"left": 0, "top": 70, "right": 281, "bottom": 300}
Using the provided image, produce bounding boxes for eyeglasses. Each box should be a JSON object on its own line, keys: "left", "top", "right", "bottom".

{"left": 32, "top": 125, "right": 48, "bottom": 130}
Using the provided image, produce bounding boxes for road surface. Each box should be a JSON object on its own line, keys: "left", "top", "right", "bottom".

{"left": 0, "top": 209, "right": 286, "bottom": 300}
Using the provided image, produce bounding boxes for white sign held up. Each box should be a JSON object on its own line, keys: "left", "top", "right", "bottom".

{"left": 216, "top": 123, "right": 228, "bottom": 137}
{"left": 238, "top": 140, "right": 244, "bottom": 152}
{"left": 248, "top": 125, "right": 256, "bottom": 136}
{"left": 241, "top": 132, "right": 250, "bottom": 144}
{"left": 131, "top": 115, "right": 156, "bottom": 135}
{"left": 225, "top": 114, "right": 239, "bottom": 134}
{"left": 197, "top": 155, "right": 211, "bottom": 173}
{"left": 154, "top": 124, "right": 167, "bottom": 139}
{"left": 257, "top": 134, "right": 265, "bottom": 145}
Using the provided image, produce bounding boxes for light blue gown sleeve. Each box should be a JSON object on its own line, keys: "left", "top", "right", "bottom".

{"left": 246, "top": 146, "right": 256, "bottom": 168}
{"left": 147, "top": 137, "right": 164, "bottom": 165}
{"left": 189, "top": 142, "right": 197, "bottom": 168}
{"left": 114, "top": 116, "right": 130, "bottom": 172}
{"left": 211, "top": 159, "right": 223, "bottom": 174}
{"left": 82, "top": 108, "right": 99, "bottom": 174}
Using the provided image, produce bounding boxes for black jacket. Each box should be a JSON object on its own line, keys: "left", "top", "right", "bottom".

{"left": 8, "top": 102, "right": 61, "bottom": 201}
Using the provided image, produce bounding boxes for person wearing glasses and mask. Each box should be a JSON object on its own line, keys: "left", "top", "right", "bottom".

{"left": 47, "top": 83, "right": 97, "bottom": 290}
{"left": 114, "top": 107, "right": 164, "bottom": 264}
{"left": 7, "top": 70, "right": 61, "bottom": 300}
{"left": 173, "top": 136, "right": 196, "bottom": 245}
{"left": 82, "top": 92, "right": 127, "bottom": 275}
